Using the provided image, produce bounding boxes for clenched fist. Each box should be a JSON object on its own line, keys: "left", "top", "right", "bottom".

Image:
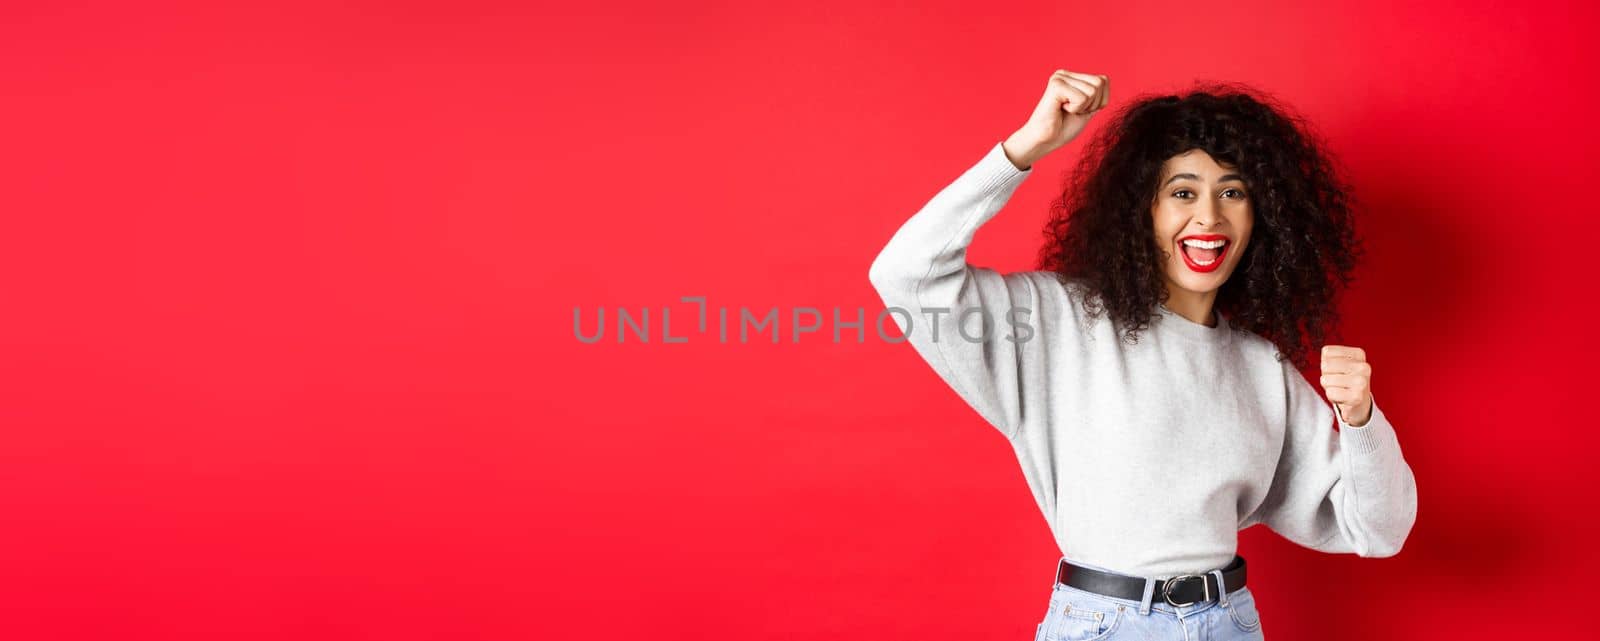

{"left": 1320, "top": 345, "right": 1374, "bottom": 427}
{"left": 1002, "top": 69, "right": 1109, "bottom": 170}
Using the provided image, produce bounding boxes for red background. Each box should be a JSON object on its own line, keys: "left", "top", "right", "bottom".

{"left": 2, "top": 1, "right": 1594, "bottom": 639}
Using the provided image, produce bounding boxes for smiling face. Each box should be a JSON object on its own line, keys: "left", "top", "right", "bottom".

{"left": 1150, "top": 149, "right": 1254, "bottom": 311}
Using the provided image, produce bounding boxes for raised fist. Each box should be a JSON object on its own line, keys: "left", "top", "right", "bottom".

{"left": 1002, "top": 70, "right": 1109, "bottom": 169}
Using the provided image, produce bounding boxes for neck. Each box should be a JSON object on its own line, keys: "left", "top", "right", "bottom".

{"left": 1162, "top": 286, "right": 1219, "bottom": 327}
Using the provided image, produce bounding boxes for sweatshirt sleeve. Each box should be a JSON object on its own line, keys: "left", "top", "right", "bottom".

{"left": 867, "top": 141, "right": 1041, "bottom": 441}
{"left": 1243, "top": 359, "right": 1420, "bottom": 557}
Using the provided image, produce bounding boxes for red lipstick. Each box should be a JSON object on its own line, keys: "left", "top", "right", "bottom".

{"left": 1177, "top": 234, "right": 1230, "bottom": 274}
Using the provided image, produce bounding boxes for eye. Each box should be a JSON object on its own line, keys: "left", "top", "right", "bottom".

{"left": 1172, "top": 189, "right": 1194, "bottom": 199}
{"left": 1223, "top": 188, "right": 1247, "bottom": 199}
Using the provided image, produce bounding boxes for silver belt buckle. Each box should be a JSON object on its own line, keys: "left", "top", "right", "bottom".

{"left": 1161, "top": 574, "right": 1209, "bottom": 607}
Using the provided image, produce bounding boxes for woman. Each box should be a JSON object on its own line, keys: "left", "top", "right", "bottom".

{"left": 866, "top": 70, "right": 1418, "bottom": 641}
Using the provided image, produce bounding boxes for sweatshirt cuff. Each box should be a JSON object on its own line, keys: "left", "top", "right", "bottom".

{"left": 1338, "top": 396, "right": 1395, "bottom": 455}
{"left": 971, "top": 141, "right": 1032, "bottom": 194}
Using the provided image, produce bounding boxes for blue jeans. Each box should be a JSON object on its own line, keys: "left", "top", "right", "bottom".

{"left": 1034, "top": 556, "right": 1266, "bottom": 640}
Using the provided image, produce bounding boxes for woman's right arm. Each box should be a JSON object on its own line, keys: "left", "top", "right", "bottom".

{"left": 867, "top": 70, "right": 1109, "bottom": 440}
{"left": 867, "top": 142, "right": 1037, "bottom": 440}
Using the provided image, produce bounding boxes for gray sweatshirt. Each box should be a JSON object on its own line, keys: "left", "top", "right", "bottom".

{"left": 867, "top": 141, "right": 1418, "bottom": 579}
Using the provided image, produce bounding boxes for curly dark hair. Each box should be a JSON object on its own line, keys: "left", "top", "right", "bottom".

{"left": 1037, "top": 81, "right": 1365, "bottom": 369}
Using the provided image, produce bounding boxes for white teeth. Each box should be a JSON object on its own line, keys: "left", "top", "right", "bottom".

{"left": 1181, "top": 238, "right": 1223, "bottom": 267}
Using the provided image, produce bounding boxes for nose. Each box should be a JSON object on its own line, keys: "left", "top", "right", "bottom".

{"left": 1195, "top": 199, "right": 1223, "bottom": 228}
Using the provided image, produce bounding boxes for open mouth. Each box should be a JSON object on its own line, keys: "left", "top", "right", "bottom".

{"left": 1178, "top": 236, "right": 1229, "bottom": 273}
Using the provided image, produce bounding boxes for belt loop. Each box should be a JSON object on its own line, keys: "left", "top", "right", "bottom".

{"left": 1211, "top": 568, "right": 1229, "bottom": 606}
{"left": 1138, "top": 577, "right": 1155, "bottom": 616}
{"left": 1054, "top": 556, "right": 1065, "bottom": 586}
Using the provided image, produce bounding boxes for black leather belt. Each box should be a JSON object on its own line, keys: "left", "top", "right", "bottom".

{"left": 1055, "top": 555, "right": 1247, "bottom": 607}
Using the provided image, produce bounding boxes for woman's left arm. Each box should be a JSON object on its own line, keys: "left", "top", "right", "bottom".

{"left": 1243, "top": 345, "right": 1420, "bottom": 558}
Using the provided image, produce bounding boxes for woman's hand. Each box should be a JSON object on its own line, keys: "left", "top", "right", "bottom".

{"left": 1320, "top": 345, "right": 1375, "bottom": 427}
{"left": 1001, "top": 69, "right": 1109, "bottom": 170}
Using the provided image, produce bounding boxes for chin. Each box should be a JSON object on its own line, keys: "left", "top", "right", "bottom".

{"left": 1168, "top": 270, "right": 1232, "bottom": 295}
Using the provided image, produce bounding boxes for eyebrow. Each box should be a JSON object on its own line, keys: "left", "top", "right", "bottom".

{"left": 1163, "top": 173, "right": 1245, "bottom": 186}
